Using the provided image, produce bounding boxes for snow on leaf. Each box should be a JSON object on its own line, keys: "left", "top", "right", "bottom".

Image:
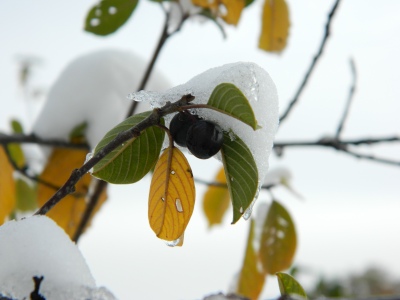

{"left": 37, "top": 147, "right": 107, "bottom": 238}
{"left": 220, "top": 132, "right": 258, "bottom": 224}
{"left": 203, "top": 167, "right": 230, "bottom": 227}
{"left": 0, "top": 147, "right": 16, "bottom": 225}
{"left": 207, "top": 83, "right": 258, "bottom": 130}
{"left": 148, "top": 147, "right": 195, "bottom": 242}
{"left": 259, "top": 0, "right": 290, "bottom": 52}
{"left": 92, "top": 111, "right": 165, "bottom": 184}
{"left": 276, "top": 272, "right": 307, "bottom": 299}
{"left": 259, "top": 200, "right": 296, "bottom": 274}
{"left": 236, "top": 220, "right": 266, "bottom": 300}
{"left": 85, "top": 0, "right": 138, "bottom": 36}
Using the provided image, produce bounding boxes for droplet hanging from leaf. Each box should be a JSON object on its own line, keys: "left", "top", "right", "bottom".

{"left": 148, "top": 147, "right": 195, "bottom": 243}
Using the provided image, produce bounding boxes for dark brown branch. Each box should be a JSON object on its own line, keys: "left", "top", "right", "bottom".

{"left": 0, "top": 133, "right": 89, "bottom": 150}
{"left": 279, "top": 0, "right": 341, "bottom": 123}
{"left": 336, "top": 58, "right": 357, "bottom": 138}
{"left": 274, "top": 136, "right": 400, "bottom": 166}
{"left": 34, "top": 94, "right": 195, "bottom": 216}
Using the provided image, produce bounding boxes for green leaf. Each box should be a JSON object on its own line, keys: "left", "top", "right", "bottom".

{"left": 207, "top": 83, "right": 258, "bottom": 130}
{"left": 69, "top": 122, "right": 88, "bottom": 140}
{"left": 11, "top": 119, "right": 24, "bottom": 134}
{"left": 220, "top": 132, "right": 258, "bottom": 224}
{"left": 15, "top": 178, "right": 37, "bottom": 212}
{"left": 93, "top": 111, "right": 165, "bottom": 184}
{"left": 85, "top": 0, "right": 138, "bottom": 36}
{"left": 276, "top": 272, "right": 307, "bottom": 299}
{"left": 259, "top": 200, "right": 297, "bottom": 274}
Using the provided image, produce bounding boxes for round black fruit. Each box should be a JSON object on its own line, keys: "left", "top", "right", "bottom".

{"left": 169, "top": 111, "right": 201, "bottom": 147}
{"left": 186, "top": 120, "right": 224, "bottom": 159}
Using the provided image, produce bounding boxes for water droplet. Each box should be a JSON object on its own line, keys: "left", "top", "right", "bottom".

{"left": 90, "top": 18, "right": 100, "bottom": 27}
{"left": 161, "top": 197, "right": 165, "bottom": 202}
{"left": 166, "top": 238, "right": 180, "bottom": 247}
{"left": 276, "top": 230, "right": 285, "bottom": 239}
{"left": 95, "top": 9, "right": 102, "bottom": 16}
{"left": 239, "top": 206, "right": 243, "bottom": 214}
{"left": 230, "top": 177, "right": 234, "bottom": 182}
{"left": 175, "top": 199, "right": 183, "bottom": 212}
{"left": 171, "top": 170, "right": 176, "bottom": 175}
{"left": 108, "top": 6, "right": 117, "bottom": 14}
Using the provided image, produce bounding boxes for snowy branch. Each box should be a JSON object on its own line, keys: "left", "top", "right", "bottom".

{"left": 279, "top": 0, "right": 342, "bottom": 123}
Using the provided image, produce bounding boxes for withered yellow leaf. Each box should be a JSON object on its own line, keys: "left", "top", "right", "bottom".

{"left": 203, "top": 167, "right": 230, "bottom": 227}
{"left": 148, "top": 147, "right": 195, "bottom": 242}
{"left": 259, "top": 0, "right": 290, "bottom": 52}
{"left": 37, "top": 147, "right": 107, "bottom": 238}
{"left": 191, "top": 0, "right": 245, "bottom": 25}
{"left": 0, "top": 146, "right": 16, "bottom": 225}
{"left": 237, "top": 220, "right": 266, "bottom": 300}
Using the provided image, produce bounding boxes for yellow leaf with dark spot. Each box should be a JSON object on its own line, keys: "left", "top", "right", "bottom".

{"left": 259, "top": 0, "right": 290, "bottom": 52}
{"left": 37, "top": 147, "right": 107, "bottom": 238}
{"left": 203, "top": 167, "right": 230, "bottom": 227}
{"left": 237, "top": 220, "right": 266, "bottom": 299}
{"left": 148, "top": 147, "right": 195, "bottom": 242}
{"left": 0, "top": 146, "right": 16, "bottom": 225}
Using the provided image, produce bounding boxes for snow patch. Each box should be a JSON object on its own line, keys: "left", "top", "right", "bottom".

{"left": 32, "top": 49, "right": 171, "bottom": 149}
{"left": 0, "top": 216, "right": 115, "bottom": 300}
{"left": 129, "top": 62, "right": 279, "bottom": 185}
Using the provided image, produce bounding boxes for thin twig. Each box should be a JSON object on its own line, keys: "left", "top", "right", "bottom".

{"left": 195, "top": 177, "right": 275, "bottom": 190}
{"left": 279, "top": 0, "right": 341, "bottom": 123}
{"left": 336, "top": 58, "right": 357, "bottom": 138}
{"left": 0, "top": 133, "right": 89, "bottom": 150}
{"left": 274, "top": 135, "right": 400, "bottom": 166}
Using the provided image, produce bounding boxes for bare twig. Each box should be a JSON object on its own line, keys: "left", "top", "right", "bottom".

{"left": 279, "top": 0, "right": 341, "bottom": 123}
{"left": 336, "top": 58, "right": 357, "bottom": 138}
{"left": 274, "top": 135, "right": 400, "bottom": 166}
{"left": 195, "top": 177, "right": 275, "bottom": 190}
{"left": 0, "top": 133, "right": 89, "bottom": 150}
{"left": 34, "top": 94, "right": 195, "bottom": 217}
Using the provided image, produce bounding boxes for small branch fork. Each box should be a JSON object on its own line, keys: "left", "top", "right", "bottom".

{"left": 34, "top": 94, "right": 195, "bottom": 216}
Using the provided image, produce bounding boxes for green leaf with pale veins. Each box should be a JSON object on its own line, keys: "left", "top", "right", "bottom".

{"left": 277, "top": 272, "right": 307, "bottom": 299}
{"left": 207, "top": 83, "right": 258, "bottom": 130}
{"left": 93, "top": 111, "right": 165, "bottom": 184}
{"left": 259, "top": 200, "right": 297, "bottom": 274}
{"left": 85, "top": 0, "right": 138, "bottom": 36}
{"left": 220, "top": 132, "right": 258, "bottom": 224}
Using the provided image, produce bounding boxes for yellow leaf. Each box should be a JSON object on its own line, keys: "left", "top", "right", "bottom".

{"left": 191, "top": 0, "right": 245, "bottom": 25}
{"left": 148, "top": 147, "right": 195, "bottom": 242}
{"left": 203, "top": 167, "right": 230, "bottom": 227}
{"left": 0, "top": 146, "right": 16, "bottom": 225}
{"left": 259, "top": 0, "right": 290, "bottom": 52}
{"left": 237, "top": 220, "right": 266, "bottom": 300}
{"left": 37, "top": 147, "right": 107, "bottom": 238}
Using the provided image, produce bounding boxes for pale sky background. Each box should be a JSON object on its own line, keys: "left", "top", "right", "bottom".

{"left": 1, "top": 1, "right": 400, "bottom": 299}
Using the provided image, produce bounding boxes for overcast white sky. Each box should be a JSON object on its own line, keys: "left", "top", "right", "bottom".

{"left": 1, "top": 1, "right": 400, "bottom": 299}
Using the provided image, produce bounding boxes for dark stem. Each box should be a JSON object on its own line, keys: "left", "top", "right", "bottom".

{"left": 335, "top": 58, "right": 357, "bottom": 138}
{"left": 279, "top": 0, "right": 341, "bottom": 123}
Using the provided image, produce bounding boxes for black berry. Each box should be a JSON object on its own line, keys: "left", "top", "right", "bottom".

{"left": 186, "top": 120, "right": 224, "bottom": 159}
{"left": 169, "top": 111, "right": 201, "bottom": 147}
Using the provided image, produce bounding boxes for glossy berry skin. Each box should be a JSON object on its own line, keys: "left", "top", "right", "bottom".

{"left": 186, "top": 120, "right": 224, "bottom": 159}
{"left": 169, "top": 111, "right": 201, "bottom": 147}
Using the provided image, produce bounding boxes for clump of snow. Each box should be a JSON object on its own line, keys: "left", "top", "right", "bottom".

{"left": 264, "top": 167, "right": 292, "bottom": 186}
{"left": 130, "top": 62, "right": 279, "bottom": 185}
{"left": 0, "top": 216, "right": 115, "bottom": 300}
{"left": 32, "top": 49, "right": 171, "bottom": 149}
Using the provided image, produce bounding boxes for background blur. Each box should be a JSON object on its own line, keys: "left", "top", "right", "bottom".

{"left": 1, "top": 1, "right": 400, "bottom": 299}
